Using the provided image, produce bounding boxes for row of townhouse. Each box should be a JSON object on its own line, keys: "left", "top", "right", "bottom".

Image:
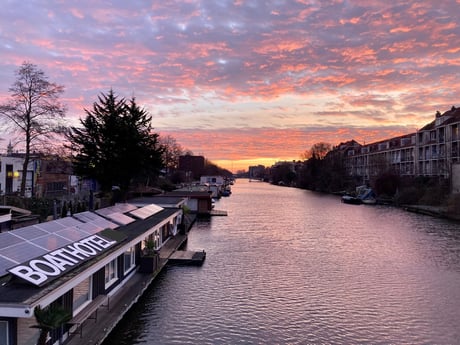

{"left": 337, "top": 106, "right": 460, "bottom": 189}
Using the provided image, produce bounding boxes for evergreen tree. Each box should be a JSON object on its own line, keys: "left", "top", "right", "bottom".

{"left": 67, "top": 90, "right": 164, "bottom": 197}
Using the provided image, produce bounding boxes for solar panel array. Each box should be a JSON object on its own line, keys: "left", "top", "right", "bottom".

{"left": 105, "top": 212, "right": 136, "bottom": 225}
{"left": 95, "top": 203, "right": 137, "bottom": 216}
{"left": 0, "top": 203, "right": 162, "bottom": 278}
{"left": 72, "top": 211, "right": 118, "bottom": 229}
{"left": 0, "top": 212, "right": 118, "bottom": 277}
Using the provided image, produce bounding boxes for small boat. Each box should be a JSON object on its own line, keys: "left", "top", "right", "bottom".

{"left": 357, "top": 186, "right": 377, "bottom": 205}
{"left": 341, "top": 194, "right": 362, "bottom": 205}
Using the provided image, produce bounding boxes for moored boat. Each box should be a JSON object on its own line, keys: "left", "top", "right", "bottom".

{"left": 341, "top": 194, "right": 362, "bottom": 205}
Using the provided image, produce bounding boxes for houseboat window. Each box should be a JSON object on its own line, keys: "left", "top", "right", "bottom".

{"left": 73, "top": 277, "right": 91, "bottom": 312}
{"left": 105, "top": 259, "right": 118, "bottom": 288}
{"left": 124, "top": 246, "right": 136, "bottom": 273}
{"left": 0, "top": 320, "right": 8, "bottom": 345}
{"left": 143, "top": 231, "right": 161, "bottom": 250}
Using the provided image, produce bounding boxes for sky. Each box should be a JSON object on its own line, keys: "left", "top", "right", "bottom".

{"left": 0, "top": 0, "right": 459, "bottom": 172}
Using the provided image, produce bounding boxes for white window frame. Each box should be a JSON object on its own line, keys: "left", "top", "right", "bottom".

{"left": 104, "top": 259, "right": 118, "bottom": 288}
{"left": 123, "top": 246, "right": 136, "bottom": 273}
{"left": 0, "top": 320, "right": 9, "bottom": 345}
{"left": 73, "top": 277, "right": 93, "bottom": 314}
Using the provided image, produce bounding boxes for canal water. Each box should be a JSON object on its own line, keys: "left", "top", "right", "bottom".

{"left": 104, "top": 179, "right": 460, "bottom": 344}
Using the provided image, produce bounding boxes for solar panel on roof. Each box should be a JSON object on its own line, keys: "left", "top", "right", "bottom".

{"left": 55, "top": 227, "right": 88, "bottom": 242}
{"left": 95, "top": 203, "right": 137, "bottom": 217}
{"left": 73, "top": 211, "right": 118, "bottom": 229}
{"left": 1, "top": 242, "right": 47, "bottom": 263}
{"left": 12, "top": 226, "right": 49, "bottom": 240}
{"left": 31, "top": 235, "right": 71, "bottom": 250}
{"left": 72, "top": 212, "right": 92, "bottom": 222}
{"left": 91, "top": 217, "right": 118, "bottom": 229}
{"left": 94, "top": 208, "right": 111, "bottom": 216}
{"left": 129, "top": 208, "right": 150, "bottom": 219}
{"left": 129, "top": 204, "right": 164, "bottom": 219}
{"left": 34, "top": 221, "right": 63, "bottom": 233}
{"left": 74, "top": 221, "right": 104, "bottom": 234}
{"left": 55, "top": 217, "right": 83, "bottom": 227}
{"left": 0, "top": 255, "right": 18, "bottom": 276}
{"left": 112, "top": 203, "right": 137, "bottom": 213}
{"left": 104, "top": 212, "right": 135, "bottom": 225}
{"left": 0, "top": 232, "right": 23, "bottom": 249}
{"left": 74, "top": 211, "right": 101, "bottom": 221}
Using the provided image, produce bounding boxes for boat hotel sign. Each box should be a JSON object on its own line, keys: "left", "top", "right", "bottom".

{"left": 8, "top": 235, "right": 117, "bottom": 287}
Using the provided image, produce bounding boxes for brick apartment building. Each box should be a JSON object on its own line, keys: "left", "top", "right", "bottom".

{"left": 337, "top": 106, "right": 460, "bottom": 190}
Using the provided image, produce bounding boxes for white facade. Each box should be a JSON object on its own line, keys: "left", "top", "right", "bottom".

{"left": 0, "top": 156, "right": 35, "bottom": 196}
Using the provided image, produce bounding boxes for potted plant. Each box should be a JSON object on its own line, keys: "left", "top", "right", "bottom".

{"left": 139, "top": 239, "right": 159, "bottom": 273}
{"left": 31, "top": 305, "right": 71, "bottom": 345}
{"left": 143, "top": 239, "right": 156, "bottom": 256}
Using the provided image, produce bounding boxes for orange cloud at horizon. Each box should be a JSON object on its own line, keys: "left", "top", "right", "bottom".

{"left": 161, "top": 124, "right": 418, "bottom": 173}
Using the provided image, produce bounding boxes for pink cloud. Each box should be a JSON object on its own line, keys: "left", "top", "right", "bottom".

{"left": 0, "top": 0, "right": 459, "bottom": 167}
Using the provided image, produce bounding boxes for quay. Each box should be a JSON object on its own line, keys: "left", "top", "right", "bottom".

{"left": 65, "top": 234, "right": 188, "bottom": 345}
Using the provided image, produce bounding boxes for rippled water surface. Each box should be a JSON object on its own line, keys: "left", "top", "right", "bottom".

{"left": 104, "top": 179, "right": 460, "bottom": 344}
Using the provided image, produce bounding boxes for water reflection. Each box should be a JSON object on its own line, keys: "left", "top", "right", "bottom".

{"left": 104, "top": 179, "right": 460, "bottom": 344}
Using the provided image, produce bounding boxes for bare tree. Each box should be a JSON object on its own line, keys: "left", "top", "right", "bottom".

{"left": 159, "top": 135, "right": 184, "bottom": 174}
{"left": 0, "top": 62, "right": 66, "bottom": 196}
{"left": 302, "top": 142, "right": 332, "bottom": 160}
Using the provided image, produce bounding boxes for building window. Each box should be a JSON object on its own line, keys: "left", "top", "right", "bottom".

{"left": 123, "top": 246, "right": 136, "bottom": 273}
{"left": 104, "top": 259, "right": 118, "bottom": 288}
{"left": 73, "top": 277, "right": 91, "bottom": 313}
{"left": 0, "top": 320, "right": 8, "bottom": 345}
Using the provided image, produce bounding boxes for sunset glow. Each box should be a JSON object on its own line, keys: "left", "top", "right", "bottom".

{"left": 1, "top": 1, "right": 459, "bottom": 172}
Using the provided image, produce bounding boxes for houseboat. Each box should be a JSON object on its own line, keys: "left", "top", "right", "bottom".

{"left": 0, "top": 200, "right": 186, "bottom": 345}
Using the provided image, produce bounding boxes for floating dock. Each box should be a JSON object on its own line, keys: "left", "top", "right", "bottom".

{"left": 210, "top": 209, "right": 228, "bottom": 216}
{"left": 167, "top": 250, "right": 206, "bottom": 265}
